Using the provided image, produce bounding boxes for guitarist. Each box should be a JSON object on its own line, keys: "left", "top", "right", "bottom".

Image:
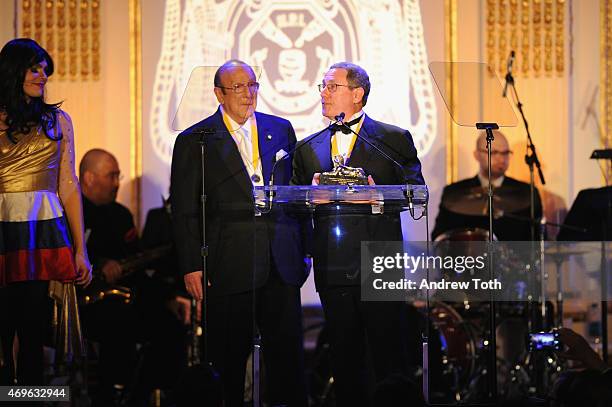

{"left": 79, "top": 148, "right": 141, "bottom": 405}
{"left": 79, "top": 149, "right": 186, "bottom": 406}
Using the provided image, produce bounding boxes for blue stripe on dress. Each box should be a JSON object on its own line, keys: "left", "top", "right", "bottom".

{"left": 0, "top": 216, "right": 73, "bottom": 253}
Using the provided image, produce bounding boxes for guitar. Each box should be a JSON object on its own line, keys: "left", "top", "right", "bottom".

{"left": 79, "top": 243, "right": 173, "bottom": 306}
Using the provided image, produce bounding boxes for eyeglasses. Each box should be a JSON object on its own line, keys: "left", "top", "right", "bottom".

{"left": 94, "top": 171, "right": 123, "bottom": 181}
{"left": 318, "top": 83, "right": 352, "bottom": 93}
{"left": 217, "top": 82, "right": 260, "bottom": 94}
{"left": 477, "top": 149, "right": 513, "bottom": 158}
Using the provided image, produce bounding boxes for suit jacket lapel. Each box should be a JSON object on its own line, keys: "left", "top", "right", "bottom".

{"left": 211, "top": 108, "right": 253, "bottom": 197}
{"left": 311, "top": 129, "right": 333, "bottom": 172}
{"left": 346, "top": 114, "right": 375, "bottom": 170}
{"left": 256, "top": 113, "right": 274, "bottom": 184}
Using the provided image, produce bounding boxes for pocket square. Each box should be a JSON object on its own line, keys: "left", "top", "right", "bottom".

{"left": 275, "top": 149, "right": 288, "bottom": 161}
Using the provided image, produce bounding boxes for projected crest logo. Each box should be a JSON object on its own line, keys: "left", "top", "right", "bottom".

{"left": 150, "top": 0, "right": 437, "bottom": 164}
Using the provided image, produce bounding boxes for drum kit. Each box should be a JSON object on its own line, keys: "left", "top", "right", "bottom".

{"left": 419, "top": 231, "right": 576, "bottom": 402}
{"left": 307, "top": 183, "right": 591, "bottom": 404}
{"left": 420, "top": 186, "right": 597, "bottom": 402}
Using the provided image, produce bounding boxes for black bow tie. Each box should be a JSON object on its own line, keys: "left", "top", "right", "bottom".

{"left": 329, "top": 115, "right": 363, "bottom": 135}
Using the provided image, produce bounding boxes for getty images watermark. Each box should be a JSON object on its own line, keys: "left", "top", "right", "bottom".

{"left": 360, "top": 241, "right": 612, "bottom": 302}
{"left": 371, "top": 250, "right": 500, "bottom": 290}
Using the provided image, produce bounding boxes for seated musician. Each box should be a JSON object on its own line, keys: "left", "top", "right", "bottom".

{"left": 432, "top": 130, "right": 543, "bottom": 242}
{"left": 79, "top": 149, "right": 186, "bottom": 406}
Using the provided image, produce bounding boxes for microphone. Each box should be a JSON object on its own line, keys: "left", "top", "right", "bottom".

{"left": 337, "top": 118, "right": 417, "bottom": 214}
{"left": 507, "top": 50, "right": 515, "bottom": 74}
{"left": 267, "top": 116, "right": 344, "bottom": 207}
{"left": 502, "top": 50, "right": 515, "bottom": 98}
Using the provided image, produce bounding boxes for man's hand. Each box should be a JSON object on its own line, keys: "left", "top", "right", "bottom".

{"left": 367, "top": 175, "right": 375, "bottom": 185}
{"left": 169, "top": 295, "right": 201, "bottom": 325}
{"left": 311, "top": 173, "right": 321, "bottom": 185}
{"left": 556, "top": 327, "right": 607, "bottom": 370}
{"left": 184, "top": 271, "right": 211, "bottom": 301}
{"left": 184, "top": 271, "right": 203, "bottom": 301}
{"left": 101, "top": 260, "right": 122, "bottom": 284}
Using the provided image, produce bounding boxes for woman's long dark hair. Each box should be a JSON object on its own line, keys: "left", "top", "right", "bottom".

{"left": 0, "top": 38, "right": 62, "bottom": 143}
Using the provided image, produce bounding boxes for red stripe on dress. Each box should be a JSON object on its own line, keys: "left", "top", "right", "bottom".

{"left": 0, "top": 247, "right": 77, "bottom": 286}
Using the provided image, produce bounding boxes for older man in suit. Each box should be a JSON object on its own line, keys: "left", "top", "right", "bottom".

{"left": 291, "top": 62, "right": 425, "bottom": 406}
{"left": 171, "top": 60, "right": 308, "bottom": 406}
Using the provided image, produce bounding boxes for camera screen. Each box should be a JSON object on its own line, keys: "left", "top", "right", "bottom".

{"left": 529, "top": 332, "right": 560, "bottom": 351}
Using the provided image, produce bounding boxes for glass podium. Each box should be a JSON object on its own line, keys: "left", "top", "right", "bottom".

{"left": 250, "top": 184, "right": 429, "bottom": 405}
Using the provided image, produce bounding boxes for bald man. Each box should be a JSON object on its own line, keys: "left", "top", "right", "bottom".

{"left": 80, "top": 149, "right": 138, "bottom": 283}
{"left": 432, "top": 131, "right": 543, "bottom": 241}
{"left": 80, "top": 148, "right": 121, "bottom": 204}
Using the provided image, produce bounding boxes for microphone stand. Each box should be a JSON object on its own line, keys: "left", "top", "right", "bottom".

{"left": 338, "top": 120, "right": 424, "bottom": 220}
{"left": 506, "top": 66, "right": 550, "bottom": 398}
{"left": 476, "top": 122, "right": 499, "bottom": 401}
{"left": 198, "top": 128, "right": 214, "bottom": 369}
{"left": 506, "top": 72, "right": 546, "bottom": 241}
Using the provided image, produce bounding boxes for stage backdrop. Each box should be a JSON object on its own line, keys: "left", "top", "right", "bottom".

{"left": 141, "top": 0, "right": 447, "bottom": 239}
{"left": 141, "top": 0, "right": 447, "bottom": 304}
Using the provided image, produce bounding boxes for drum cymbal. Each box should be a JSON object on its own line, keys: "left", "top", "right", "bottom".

{"left": 442, "top": 185, "right": 531, "bottom": 217}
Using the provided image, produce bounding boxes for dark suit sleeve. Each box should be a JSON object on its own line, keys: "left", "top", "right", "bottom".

{"left": 399, "top": 130, "right": 425, "bottom": 185}
{"left": 287, "top": 120, "right": 297, "bottom": 146}
{"left": 367, "top": 124, "right": 424, "bottom": 185}
{"left": 286, "top": 121, "right": 298, "bottom": 182}
{"left": 170, "top": 132, "right": 203, "bottom": 277}
{"left": 290, "top": 141, "right": 309, "bottom": 186}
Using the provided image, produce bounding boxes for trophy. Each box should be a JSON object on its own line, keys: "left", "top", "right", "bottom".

{"left": 319, "top": 155, "right": 369, "bottom": 185}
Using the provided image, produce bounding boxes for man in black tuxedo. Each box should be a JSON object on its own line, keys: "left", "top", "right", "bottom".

{"left": 431, "top": 131, "right": 543, "bottom": 241}
{"left": 171, "top": 60, "right": 308, "bottom": 406}
{"left": 291, "top": 62, "right": 425, "bottom": 406}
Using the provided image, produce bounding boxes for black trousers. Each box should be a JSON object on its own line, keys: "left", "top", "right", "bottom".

{"left": 318, "top": 286, "right": 410, "bottom": 407}
{"left": 207, "top": 270, "right": 307, "bottom": 407}
{"left": 0, "top": 280, "right": 51, "bottom": 385}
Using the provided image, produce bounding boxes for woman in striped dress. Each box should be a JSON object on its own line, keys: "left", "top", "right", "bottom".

{"left": 0, "top": 38, "right": 92, "bottom": 385}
